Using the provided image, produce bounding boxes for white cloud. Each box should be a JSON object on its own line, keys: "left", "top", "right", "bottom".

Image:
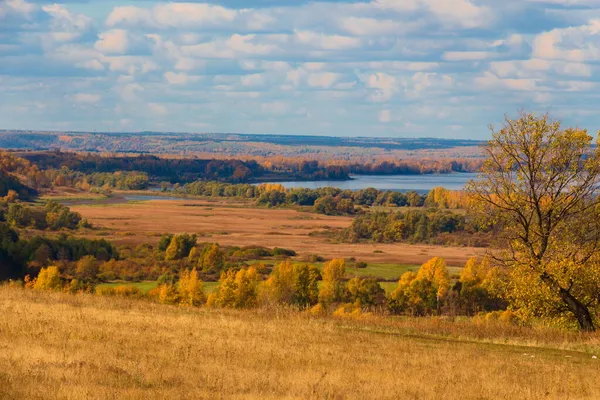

{"left": 107, "top": 3, "right": 237, "bottom": 29}
{"left": 95, "top": 29, "right": 129, "bottom": 54}
{"left": 379, "top": 109, "right": 392, "bottom": 123}
{"left": 295, "top": 30, "right": 362, "bottom": 50}
{"left": 340, "top": 17, "right": 405, "bottom": 36}
{"left": 73, "top": 93, "right": 101, "bottom": 104}
{"left": 262, "top": 101, "right": 288, "bottom": 115}
{"left": 241, "top": 73, "right": 265, "bottom": 87}
{"left": 474, "top": 72, "right": 537, "bottom": 91}
{"left": 443, "top": 51, "right": 499, "bottom": 61}
{"left": 76, "top": 59, "right": 105, "bottom": 71}
{"left": 148, "top": 103, "right": 167, "bottom": 116}
{"left": 373, "top": 0, "right": 493, "bottom": 28}
{"left": 42, "top": 4, "right": 92, "bottom": 43}
{"left": 307, "top": 72, "right": 341, "bottom": 88}
{"left": 533, "top": 20, "right": 600, "bottom": 62}
{"left": 164, "top": 71, "right": 189, "bottom": 85}
{"left": 0, "top": 0, "right": 36, "bottom": 18}
{"left": 119, "top": 83, "right": 144, "bottom": 102}
{"left": 365, "top": 72, "right": 398, "bottom": 102}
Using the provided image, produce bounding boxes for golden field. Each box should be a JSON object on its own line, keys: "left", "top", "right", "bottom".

{"left": 1, "top": 285, "right": 599, "bottom": 400}
{"left": 69, "top": 197, "right": 483, "bottom": 265}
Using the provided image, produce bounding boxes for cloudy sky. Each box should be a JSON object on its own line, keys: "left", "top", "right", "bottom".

{"left": 1, "top": 0, "right": 599, "bottom": 138}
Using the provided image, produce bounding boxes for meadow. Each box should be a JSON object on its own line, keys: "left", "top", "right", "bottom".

{"left": 69, "top": 197, "right": 483, "bottom": 266}
{"left": 1, "top": 285, "right": 599, "bottom": 400}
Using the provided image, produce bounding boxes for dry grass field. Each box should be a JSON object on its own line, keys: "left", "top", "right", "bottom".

{"left": 1, "top": 286, "right": 599, "bottom": 399}
{"left": 69, "top": 198, "right": 483, "bottom": 265}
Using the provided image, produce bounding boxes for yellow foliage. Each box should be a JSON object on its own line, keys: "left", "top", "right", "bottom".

{"left": 416, "top": 257, "right": 450, "bottom": 298}
{"left": 157, "top": 284, "right": 179, "bottom": 305}
{"left": 32, "top": 266, "right": 62, "bottom": 291}
{"left": 177, "top": 268, "right": 205, "bottom": 307}
{"left": 308, "top": 303, "right": 326, "bottom": 316}
{"left": 213, "top": 267, "right": 260, "bottom": 308}
{"left": 257, "top": 183, "right": 287, "bottom": 193}
{"left": 319, "top": 258, "right": 347, "bottom": 304}
{"left": 333, "top": 302, "right": 363, "bottom": 319}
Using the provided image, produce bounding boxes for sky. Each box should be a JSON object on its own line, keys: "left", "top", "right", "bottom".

{"left": 0, "top": 0, "right": 599, "bottom": 139}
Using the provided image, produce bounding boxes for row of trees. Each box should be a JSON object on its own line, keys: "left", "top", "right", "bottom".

{"left": 24, "top": 257, "right": 506, "bottom": 321}
{"left": 181, "top": 182, "right": 471, "bottom": 216}
{"left": 342, "top": 209, "right": 478, "bottom": 244}
{"left": 18, "top": 151, "right": 351, "bottom": 183}
{"left": 347, "top": 159, "right": 482, "bottom": 175}
{"left": 1, "top": 197, "right": 88, "bottom": 231}
{"left": 0, "top": 222, "right": 118, "bottom": 280}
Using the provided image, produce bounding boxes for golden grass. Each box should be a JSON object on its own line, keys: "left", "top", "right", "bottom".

{"left": 1, "top": 286, "right": 599, "bottom": 399}
{"left": 69, "top": 198, "right": 484, "bottom": 265}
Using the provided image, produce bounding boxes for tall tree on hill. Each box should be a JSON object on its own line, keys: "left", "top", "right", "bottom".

{"left": 467, "top": 112, "right": 600, "bottom": 331}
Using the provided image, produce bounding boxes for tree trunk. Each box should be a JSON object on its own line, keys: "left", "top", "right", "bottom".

{"left": 559, "top": 288, "right": 596, "bottom": 332}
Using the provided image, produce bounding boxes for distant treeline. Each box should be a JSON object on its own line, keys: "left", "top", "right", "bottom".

{"left": 0, "top": 222, "right": 117, "bottom": 280}
{"left": 17, "top": 151, "right": 350, "bottom": 183}
{"left": 339, "top": 209, "right": 492, "bottom": 246}
{"left": 347, "top": 159, "right": 482, "bottom": 175}
{"left": 178, "top": 181, "right": 469, "bottom": 215}
{"left": 178, "top": 182, "right": 431, "bottom": 214}
{"left": 0, "top": 170, "right": 37, "bottom": 199}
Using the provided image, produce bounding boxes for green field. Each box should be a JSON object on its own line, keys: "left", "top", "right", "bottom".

{"left": 245, "top": 259, "right": 460, "bottom": 281}
{"left": 96, "top": 281, "right": 220, "bottom": 294}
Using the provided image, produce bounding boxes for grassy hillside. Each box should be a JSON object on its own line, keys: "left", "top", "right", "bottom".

{"left": 1, "top": 286, "right": 599, "bottom": 399}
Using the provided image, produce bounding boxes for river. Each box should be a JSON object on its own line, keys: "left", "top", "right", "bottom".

{"left": 258, "top": 173, "right": 477, "bottom": 193}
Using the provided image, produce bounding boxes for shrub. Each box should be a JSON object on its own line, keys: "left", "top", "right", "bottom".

{"left": 32, "top": 266, "right": 62, "bottom": 290}
{"left": 347, "top": 277, "right": 386, "bottom": 307}
{"left": 319, "top": 258, "right": 347, "bottom": 304}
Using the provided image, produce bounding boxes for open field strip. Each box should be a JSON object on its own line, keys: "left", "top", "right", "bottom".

{"left": 1, "top": 286, "right": 599, "bottom": 399}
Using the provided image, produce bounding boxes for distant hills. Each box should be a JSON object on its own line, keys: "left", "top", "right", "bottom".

{"left": 0, "top": 130, "right": 485, "bottom": 159}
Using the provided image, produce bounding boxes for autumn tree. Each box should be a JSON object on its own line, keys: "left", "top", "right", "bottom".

{"left": 459, "top": 257, "right": 507, "bottom": 315}
{"left": 200, "top": 243, "right": 225, "bottom": 272}
{"left": 319, "top": 258, "right": 347, "bottom": 304}
{"left": 389, "top": 257, "right": 450, "bottom": 315}
{"left": 467, "top": 112, "right": 600, "bottom": 331}
{"left": 262, "top": 261, "right": 321, "bottom": 307}
{"left": 177, "top": 267, "right": 205, "bottom": 306}
{"left": 347, "top": 277, "right": 386, "bottom": 307}
{"left": 208, "top": 267, "right": 260, "bottom": 308}
{"left": 74, "top": 255, "right": 99, "bottom": 282}
{"left": 164, "top": 233, "right": 197, "bottom": 261}
{"left": 33, "top": 266, "right": 62, "bottom": 290}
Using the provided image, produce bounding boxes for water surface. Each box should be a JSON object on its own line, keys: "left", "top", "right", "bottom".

{"left": 259, "top": 173, "right": 477, "bottom": 193}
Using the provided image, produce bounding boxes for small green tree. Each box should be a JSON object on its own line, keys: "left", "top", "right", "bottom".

{"left": 200, "top": 243, "right": 225, "bottom": 272}
{"left": 347, "top": 277, "right": 385, "bottom": 307}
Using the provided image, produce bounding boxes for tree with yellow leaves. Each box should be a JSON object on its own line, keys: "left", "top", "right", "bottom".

{"left": 32, "top": 266, "right": 62, "bottom": 290}
{"left": 262, "top": 261, "right": 320, "bottom": 307}
{"left": 177, "top": 268, "right": 205, "bottom": 306}
{"left": 319, "top": 258, "right": 347, "bottom": 304}
{"left": 208, "top": 267, "right": 260, "bottom": 308}
{"left": 467, "top": 111, "right": 600, "bottom": 331}
{"left": 459, "top": 257, "right": 507, "bottom": 315}
{"left": 389, "top": 257, "right": 450, "bottom": 315}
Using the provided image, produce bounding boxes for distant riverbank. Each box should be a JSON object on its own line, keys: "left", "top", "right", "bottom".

{"left": 255, "top": 173, "right": 477, "bottom": 193}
